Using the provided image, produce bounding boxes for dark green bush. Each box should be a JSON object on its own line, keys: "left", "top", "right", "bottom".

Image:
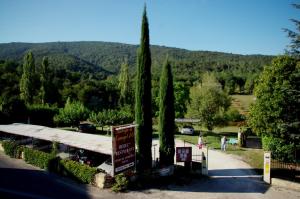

{"left": 27, "top": 104, "right": 58, "bottom": 127}
{"left": 2, "top": 141, "right": 22, "bottom": 158}
{"left": 262, "top": 136, "right": 295, "bottom": 162}
{"left": 59, "top": 159, "right": 97, "bottom": 184}
{"left": 23, "top": 147, "right": 56, "bottom": 170}
{"left": 112, "top": 173, "right": 129, "bottom": 192}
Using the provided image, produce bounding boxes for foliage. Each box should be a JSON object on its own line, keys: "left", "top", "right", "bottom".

{"left": 39, "top": 56, "right": 49, "bottom": 104}
{"left": 248, "top": 56, "right": 300, "bottom": 138}
{"left": 20, "top": 51, "right": 36, "bottom": 104}
{"left": 173, "top": 82, "right": 190, "bottom": 118}
{"left": 0, "top": 42, "right": 273, "bottom": 79}
{"left": 284, "top": 3, "right": 300, "bottom": 57}
{"left": 2, "top": 141, "right": 22, "bottom": 158}
{"left": 135, "top": 6, "right": 153, "bottom": 171}
{"left": 59, "top": 159, "right": 97, "bottom": 184}
{"left": 54, "top": 98, "right": 89, "bottom": 126}
{"left": 51, "top": 141, "right": 59, "bottom": 155}
{"left": 112, "top": 173, "right": 129, "bottom": 192}
{"left": 262, "top": 136, "right": 295, "bottom": 162}
{"left": 23, "top": 147, "right": 56, "bottom": 170}
{"left": 118, "top": 60, "right": 131, "bottom": 105}
{"left": 0, "top": 41, "right": 272, "bottom": 122}
{"left": 158, "top": 59, "right": 175, "bottom": 166}
{"left": 27, "top": 104, "right": 58, "bottom": 126}
{"left": 89, "top": 105, "right": 134, "bottom": 128}
{"left": 186, "top": 73, "right": 231, "bottom": 130}
{"left": 0, "top": 96, "right": 27, "bottom": 124}
{"left": 225, "top": 108, "right": 244, "bottom": 122}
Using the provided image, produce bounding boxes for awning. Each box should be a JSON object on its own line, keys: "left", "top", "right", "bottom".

{"left": 0, "top": 123, "right": 112, "bottom": 155}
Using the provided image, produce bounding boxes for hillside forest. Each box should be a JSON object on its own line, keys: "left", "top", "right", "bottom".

{"left": 0, "top": 41, "right": 273, "bottom": 127}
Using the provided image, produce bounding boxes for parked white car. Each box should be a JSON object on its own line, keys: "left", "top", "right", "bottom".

{"left": 180, "top": 126, "right": 194, "bottom": 135}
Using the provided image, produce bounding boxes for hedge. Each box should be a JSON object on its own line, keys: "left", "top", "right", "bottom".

{"left": 59, "top": 159, "right": 98, "bottom": 184}
{"left": 4, "top": 142, "right": 98, "bottom": 184}
{"left": 23, "top": 147, "right": 56, "bottom": 170}
{"left": 262, "top": 136, "right": 295, "bottom": 162}
{"left": 2, "top": 141, "right": 23, "bottom": 158}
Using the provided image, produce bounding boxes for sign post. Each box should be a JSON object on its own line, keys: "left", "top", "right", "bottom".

{"left": 176, "top": 147, "right": 192, "bottom": 171}
{"left": 111, "top": 124, "right": 136, "bottom": 176}
{"left": 176, "top": 147, "right": 192, "bottom": 162}
{"left": 263, "top": 151, "right": 271, "bottom": 184}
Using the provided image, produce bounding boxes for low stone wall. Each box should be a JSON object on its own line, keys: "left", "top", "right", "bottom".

{"left": 93, "top": 173, "right": 115, "bottom": 189}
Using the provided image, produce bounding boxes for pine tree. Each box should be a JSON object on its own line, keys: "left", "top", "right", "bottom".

{"left": 20, "top": 51, "right": 35, "bottom": 105}
{"left": 40, "top": 57, "right": 49, "bottom": 104}
{"left": 158, "top": 59, "right": 175, "bottom": 166}
{"left": 118, "top": 60, "right": 130, "bottom": 105}
{"left": 135, "top": 6, "right": 153, "bottom": 171}
{"left": 284, "top": 4, "right": 300, "bottom": 57}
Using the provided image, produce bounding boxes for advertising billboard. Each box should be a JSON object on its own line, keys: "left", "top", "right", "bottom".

{"left": 111, "top": 124, "right": 136, "bottom": 176}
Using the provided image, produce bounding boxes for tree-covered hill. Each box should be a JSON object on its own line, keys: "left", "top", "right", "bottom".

{"left": 0, "top": 41, "right": 274, "bottom": 77}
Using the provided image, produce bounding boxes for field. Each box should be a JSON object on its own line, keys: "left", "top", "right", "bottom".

{"left": 230, "top": 94, "right": 255, "bottom": 115}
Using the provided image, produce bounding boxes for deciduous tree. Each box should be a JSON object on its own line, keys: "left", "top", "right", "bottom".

{"left": 20, "top": 51, "right": 35, "bottom": 104}
{"left": 186, "top": 73, "right": 231, "bottom": 131}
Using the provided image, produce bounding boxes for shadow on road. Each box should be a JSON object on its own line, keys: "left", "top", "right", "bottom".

{"left": 168, "top": 175, "right": 269, "bottom": 194}
{"left": 208, "top": 168, "right": 259, "bottom": 177}
{"left": 0, "top": 168, "right": 92, "bottom": 199}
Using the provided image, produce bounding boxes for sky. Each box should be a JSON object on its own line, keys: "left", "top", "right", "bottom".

{"left": 0, "top": 0, "right": 299, "bottom": 55}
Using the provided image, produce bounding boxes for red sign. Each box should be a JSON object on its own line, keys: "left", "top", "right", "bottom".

{"left": 176, "top": 147, "right": 192, "bottom": 162}
{"left": 112, "top": 125, "right": 136, "bottom": 176}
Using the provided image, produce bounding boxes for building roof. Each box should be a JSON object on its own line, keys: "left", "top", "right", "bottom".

{"left": 175, "top": 118, "right": 201, "bottom": 123}
{"left": 0, "top": 123, "right": 112, "bottom": 155}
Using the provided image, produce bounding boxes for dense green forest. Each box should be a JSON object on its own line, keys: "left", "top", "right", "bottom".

{"left": 0, "top": 41, "right": 273, "bottom": 126}
{"left": 0, "top": 41, "right": 273, "bottom": 75}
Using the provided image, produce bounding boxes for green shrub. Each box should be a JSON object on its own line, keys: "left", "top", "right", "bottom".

{"left": 2, "top": 141, "right": 22, "bottom": 158}
{"left": 23, "top": 147, "right": 56, "bottom": 170}
{"left": 262, "top": 136, "right": 295, "bottom": 162}
{"left": 112, "top": 173, "right": 129, "bottom": 192}
{"left": 225, "top": 108, "right": 244, "bottom": 122}
{"left": 59, "top": 159, "right": 97, "bottom": 184}
{"left": 54, "top": 98, "right": 89, "bottom": 127}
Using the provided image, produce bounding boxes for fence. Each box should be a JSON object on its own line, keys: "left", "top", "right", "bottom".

{"left": 271, "top": 160, "right": 300, "bottom": 182}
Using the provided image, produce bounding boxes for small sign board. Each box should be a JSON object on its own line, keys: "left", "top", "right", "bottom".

{"left": 202, "top": 147, "right": 208, "bottom": 176}
{"left": 176, "top": 147, "right": 192, "bottom": 162}
{"left": 111, "top": 124, "right": 136, "bottom": 176}
{"left": 263, "top": 151, "right": 271, "bottom": 184}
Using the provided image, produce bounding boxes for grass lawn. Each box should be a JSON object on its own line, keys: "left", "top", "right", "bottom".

{"left": 231, "top": 94, "right": 255, "bottom": 114}
{"left": 226, "top": 148, "right": 264, "bottom": 173}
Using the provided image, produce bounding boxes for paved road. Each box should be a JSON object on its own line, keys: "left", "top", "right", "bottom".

{"left": 0, "top": 152, "right": 115, "bottom": 199}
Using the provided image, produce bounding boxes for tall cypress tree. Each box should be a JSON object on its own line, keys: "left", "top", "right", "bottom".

{"left": 158, "top": 59, "right": 175, "bottom": 166}
{"left": 20, "top": 51, "right": 35, "bottom": 105}
{"left": 135, "top": 6, "right": 153, "bottom": 171}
